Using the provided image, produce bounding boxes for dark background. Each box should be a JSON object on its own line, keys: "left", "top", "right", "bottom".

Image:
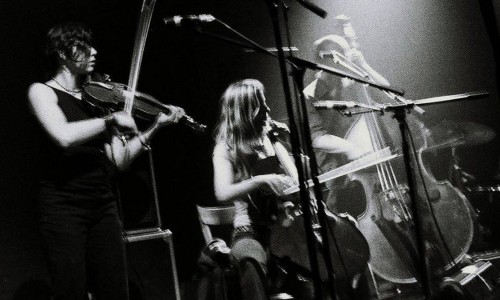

{"left": 0, "top": 0, "right": 499, "bottom": 298}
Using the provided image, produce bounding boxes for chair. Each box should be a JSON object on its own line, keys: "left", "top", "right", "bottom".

{"left": 196, "top": 204, "right": 236, "bottom": 244}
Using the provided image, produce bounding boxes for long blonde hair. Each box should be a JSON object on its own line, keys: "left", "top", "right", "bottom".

{"left": 214, "top": 79, "right": 267, "bottom": 180}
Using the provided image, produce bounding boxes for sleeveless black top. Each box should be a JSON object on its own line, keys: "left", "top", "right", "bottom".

{"left": 37, "top": 87, "right": 114, "bottom": 200}
{"left": 245, "top": 131, "right": 294, "bottom": 225}
{"left": 245, "top": 155, "right": 284, "bottom": 225}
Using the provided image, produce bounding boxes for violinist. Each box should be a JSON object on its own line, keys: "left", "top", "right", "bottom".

{"left": 27, "top": 22, "right": 184, "bottom": 299}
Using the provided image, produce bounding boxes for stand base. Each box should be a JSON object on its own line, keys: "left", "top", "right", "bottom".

{"left": 123, "top": 228, "right": 181, "bottom": 300}
{"left": 437, "top": 260, "right": 500, "bottom": 300}
{"left": 367, "top": 270, "right": 424, "bottom": 300}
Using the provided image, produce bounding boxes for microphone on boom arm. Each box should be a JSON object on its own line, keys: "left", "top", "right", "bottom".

{"left": 163, "top": 14, "right": 215, "bottom": 27}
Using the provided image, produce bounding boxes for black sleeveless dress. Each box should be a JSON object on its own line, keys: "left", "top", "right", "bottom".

{"left": 36, "top": 86, "right": 128, "bottom": 299}
{"left": 37, "top": 87, "right": 113, "bottom": 201}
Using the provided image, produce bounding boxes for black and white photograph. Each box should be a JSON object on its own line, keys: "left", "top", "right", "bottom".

{"left": 1, "top": 0, "right": 500, "bottom": 299}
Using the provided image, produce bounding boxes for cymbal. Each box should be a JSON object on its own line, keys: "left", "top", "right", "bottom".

{"left": 428, "top": 120, "right": 496, "bottom": 149}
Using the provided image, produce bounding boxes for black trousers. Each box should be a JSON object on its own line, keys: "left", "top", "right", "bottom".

{"left": 39, "top": 191, "right": 128, "bottom": 300}
{"left": 231, "top": 226, "right": 270, "bottom": 300}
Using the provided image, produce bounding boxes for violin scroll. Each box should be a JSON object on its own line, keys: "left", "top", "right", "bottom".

{"left": 181, "top": 114, "right": 207, "bottom": 133}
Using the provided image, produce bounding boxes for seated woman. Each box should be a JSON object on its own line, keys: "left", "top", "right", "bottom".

{"left": 212, "top": 79, "right": 296, "bottom": 300}
{"left": 212, "top": 79, "right": 370, "bottom": 300}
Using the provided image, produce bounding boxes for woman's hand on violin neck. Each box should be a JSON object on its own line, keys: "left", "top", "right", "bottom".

{"left": 155, "top": 105, "right": 186, "bottom": 127}
{"left": 257, "top": 174, "right": 295, "bottom": 196}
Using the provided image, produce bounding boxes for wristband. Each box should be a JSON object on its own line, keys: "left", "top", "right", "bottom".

{"left": 138, "top": 133, "right": 151, "bottom": 151}
{"left": 103, "top": 114, "right": 115, "bottom": 131}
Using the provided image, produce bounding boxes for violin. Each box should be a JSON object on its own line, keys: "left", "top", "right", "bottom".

{"left": 83, "top": 80, "right": 207, "bottom": 134}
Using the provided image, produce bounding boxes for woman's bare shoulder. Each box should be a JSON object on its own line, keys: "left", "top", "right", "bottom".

{"left": 27, "top": 82, "right": 56, "bottom": 101}
{"left": 213, "top": 142, "right": 230, "bottom": 158}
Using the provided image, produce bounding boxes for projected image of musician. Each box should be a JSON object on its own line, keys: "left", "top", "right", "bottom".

{"left": 302, "top": 14, "right": 396, "bottom": 215}
{"left": 303, "top": 15, "right": 476, "bottom": 290}
{"left": 304, "top": 16, "right": 390, "bottom": 165}
{"left": 27, "top": 22, "right": 185, "bottom": 299}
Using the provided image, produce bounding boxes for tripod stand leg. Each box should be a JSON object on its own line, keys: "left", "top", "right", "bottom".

{"left": 163, "top": 231, "right": 181, "bottom": 300}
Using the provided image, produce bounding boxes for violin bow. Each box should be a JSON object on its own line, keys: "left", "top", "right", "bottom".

{"left": 124, "top": 0, "right": 157, "bottom": 115}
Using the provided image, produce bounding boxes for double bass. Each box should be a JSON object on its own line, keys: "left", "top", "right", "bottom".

{"left": 327, "top": 20, "right": 474, "bottom": 285}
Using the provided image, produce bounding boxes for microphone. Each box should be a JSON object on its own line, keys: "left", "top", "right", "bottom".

{"left": 163, "top": 14, "right": 215, "bottom": 27}
{"left": 312, "top": 100, "right": 358, "bottom": 109}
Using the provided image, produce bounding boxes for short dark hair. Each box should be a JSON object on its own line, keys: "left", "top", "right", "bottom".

{"left": 45, "top": 22, "right": 93, "bottom": 74}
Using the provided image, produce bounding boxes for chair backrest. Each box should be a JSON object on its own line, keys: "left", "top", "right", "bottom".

{"left": 196, "top": 205, "right": 236, "bottom": 244}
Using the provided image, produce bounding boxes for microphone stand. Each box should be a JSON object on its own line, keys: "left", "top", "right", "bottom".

{"left": 263, "top": 1, "right": 325, "bottom": 298}
{"left": 387, "top": 104, "right": 432, "bottom": 298}
{"left": 174, "top": 9, "right": 488, "bottom": 298}
{"left": 264, "top": 1, "right": 402, "bottom": 298}
{"left": 266, "top": 2, "right": 405, "bottom": 298}
{"left": 281, "top": 2, "right": 339, "bottom": 298}
{"left": 188, "top": 12, "right": 325, "bottom": 299}
{"left": 178, "top": 10, "right": 401, "bottom": 299}
{"left": 334, "top": 94, "right": 487, "bottom": 298}
{"left": 310, "top": 102, "right": 432, "bottom": 299}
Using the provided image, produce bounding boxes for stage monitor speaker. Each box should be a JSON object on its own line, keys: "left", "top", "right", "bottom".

{"left": 124, "top": 230, "right": 180, "bottom": 300}
{"left": 116, "top": 149, "right": 180, "bottom": 299}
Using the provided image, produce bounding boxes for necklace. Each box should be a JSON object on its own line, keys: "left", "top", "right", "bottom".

{"left": 51, "top": 77, "right": 81, "bottom": 94}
